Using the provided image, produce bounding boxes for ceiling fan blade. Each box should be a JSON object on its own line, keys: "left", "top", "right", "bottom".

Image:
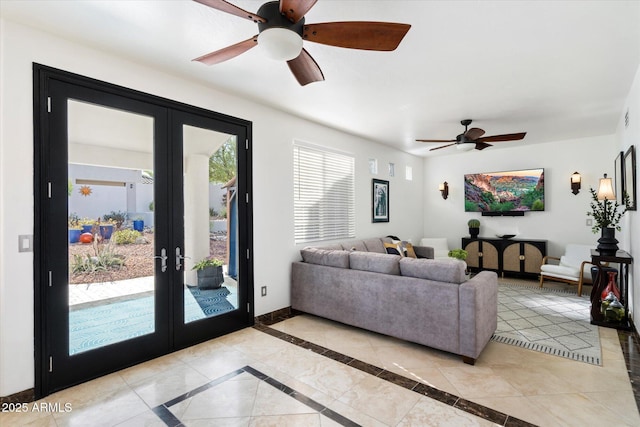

{"left": 416, "top": 139, "right": 456, "bottom": 143}
{"left": 193, "top": 0, "right": 266, "bottom": 23}
{"left": 193, "top": 36, "right": 258, "bottom": 65}
{"left": 429, "top": 143, "right": 457, "bottom": 151}
{"left": 287, "top": 48, "right": 325, "bottom": 86}
{"left": 476, "top": 132, "right": 526, "bottom": 143}
{"left": 280, "top": 0, "right": 318, "bottom": 23}
{"left": 303, "top": 22, "right": 411, "bottom": 51}
{"left": 474, "top": 142, "right": 492, "bottom": 150}
{"left": 464, "top": 127, "right": 485, "bottom": 140}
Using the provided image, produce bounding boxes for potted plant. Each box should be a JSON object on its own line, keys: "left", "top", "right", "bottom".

{"left": 79, "top": 218, "right": 97, "bottom": 234}
{"left": 448, "top": 248, "right": 470, "bottom": 278}
{"left": 448, "top": 248, "right": 468, "bottom": 261}
{"left": 468, "top": 219, "right": 480, "bottom": 238}
{"left": 132, "top": 216, "right": 144, "bottom": 232}
{"left": 587, "top": 187, "right": 629, "bottom": 255}
{"left": 192, "top": 258, "right": 224, "bottom": 289}
{"left": 68, "top": 213, "right": 82, "bottom": 243}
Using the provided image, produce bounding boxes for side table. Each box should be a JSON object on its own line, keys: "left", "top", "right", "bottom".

{"left": 590, "top": 249, "right": 633, "bottom": 330}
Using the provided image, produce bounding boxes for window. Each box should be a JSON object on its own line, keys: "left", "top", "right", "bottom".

{"left": 293, "top": 142, "right": 355, "bottom": 244}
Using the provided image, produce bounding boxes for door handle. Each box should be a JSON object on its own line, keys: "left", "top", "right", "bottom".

{"left": 175, "top": 247, "right": 190, "bottom": 271}
{"left": 153, "top": 248, "right": 168, "bottom": 272}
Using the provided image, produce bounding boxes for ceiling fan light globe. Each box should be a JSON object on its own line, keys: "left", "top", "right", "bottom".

{"left": 258, "top": 28, "right": 303, "bottom": 61}
{"left": 456, "top": 143, "right": 475, "bottom": 152}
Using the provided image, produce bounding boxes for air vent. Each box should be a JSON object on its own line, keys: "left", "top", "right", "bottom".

{"left": 625, "top": 109, "right": 629, "bottom": 128}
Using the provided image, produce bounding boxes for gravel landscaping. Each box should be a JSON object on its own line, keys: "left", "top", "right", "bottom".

{"left": 68, "top": 232, "right": 228, "bottom": 285}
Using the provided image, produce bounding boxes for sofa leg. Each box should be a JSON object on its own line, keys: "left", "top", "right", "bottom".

{"left": 462, "top": 356, "right": 476, "bottom": 365}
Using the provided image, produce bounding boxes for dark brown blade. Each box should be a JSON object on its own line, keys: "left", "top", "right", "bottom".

{"left": 474, "top": 142, "right": 492, "bottom": 150}
{"left": 280, "top": 0, "right": 318, "bottom": 23}
{"left": 287, "top": 48, "right": 325, "bottom": 86}
{"left": 429, "top": 143, "right": 457, "bottom": 151}
{"left": 303, "top": 22, "right": 411, "bottom": 51}
{"left": 465, "top": 127, "right": 485, "bottom": 140}
{"left": 416, "top": 139, "right": 456, "bottom": 143}
{"left": 476, "top": 132, "right": 526, "bottom": 143}
{"left": 193, "top": 0, "right": 266, "bottom": 23}
{"left": 193, "top": 36, "right": 258, "bottom": 65}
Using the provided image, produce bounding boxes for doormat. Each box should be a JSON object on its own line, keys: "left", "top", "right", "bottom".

{"left": 491, "top": 284, "right": 601, "bottom": 365}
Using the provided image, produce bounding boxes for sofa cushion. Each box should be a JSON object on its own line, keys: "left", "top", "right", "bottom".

{"left": 340, "top": 240, "right": 368, "bottom": 251}
{"left": 399, "top": 257, "right": 466, "bottom": 284}
{"left": 362, "top": 238, "right": 386, "bottom": 253}
{"left": 350, "top": 251, "right": 401, "bottom": 275}
{"left": 315, "top": 243, "right": 344, "bottom": 251}
{"left": 301, "top": 248, "right": 350, "bottom": 269}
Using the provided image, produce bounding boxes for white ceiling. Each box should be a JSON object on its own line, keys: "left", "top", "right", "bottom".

{"left": 2, "top": 0, "right": 639, "bottom": 157}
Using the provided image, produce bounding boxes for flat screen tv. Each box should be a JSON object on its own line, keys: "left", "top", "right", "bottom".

{"left": 464, "top": 168, "right": 544, "bottom": 213}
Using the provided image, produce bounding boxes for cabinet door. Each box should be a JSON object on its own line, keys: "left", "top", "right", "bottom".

{"left": 481, "top": 241, "right": 499, "bottom": 270}
{"left": 523, "top": 243, "right": 544, "bottom": 274}
{"left": 502, "top": 243, "right": 521, "bottom": 272}
{"left": 464, "top": 240, "right": 480, "bottom": 268}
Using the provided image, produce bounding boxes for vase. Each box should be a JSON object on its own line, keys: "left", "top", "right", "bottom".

{"left": 597, "top": 227, "right": 619, "bottom": 255}
{"left": 469, "top": 227, "right": 479, "bottom": 238}
{"left": 600, "top": 271, "right": 621, "bottom": 301}
{"left": 133, "top": 219, "right": 144, "bottom": 232}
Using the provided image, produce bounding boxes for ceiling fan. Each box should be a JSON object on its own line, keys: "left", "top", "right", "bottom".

{"left": 416, "top": 119, "right": 527, "bottom": 152}
{"left": 192, "top": 0, "right": 411, "bottom": 85}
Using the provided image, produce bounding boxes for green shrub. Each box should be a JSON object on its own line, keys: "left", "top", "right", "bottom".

{"left": 112, "top": 229, "right": 141, "bottom": 245}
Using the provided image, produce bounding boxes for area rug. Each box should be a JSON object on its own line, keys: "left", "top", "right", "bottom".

{"left": 186, "top": 286, "right": 235, "bottom": 321}
{"left": 491, "top": 284, "right": 601, "bottom": 365}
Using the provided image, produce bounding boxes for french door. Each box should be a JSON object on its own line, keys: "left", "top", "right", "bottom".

{"left": 34, "top": 65, "right": 253, "bottom": 397}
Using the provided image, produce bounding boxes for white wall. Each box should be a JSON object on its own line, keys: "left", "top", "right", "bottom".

{"left": 615, "top": 64, "right": 639, "bottom": 319}
{"left": 423, "top": 135, "right": 619, "bottom": 257}
{"left": 0, "top": 19, "right": 425, "bottom": 396}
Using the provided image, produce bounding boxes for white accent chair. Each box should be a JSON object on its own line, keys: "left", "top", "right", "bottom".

{"left": 419, "top": 238, "right": 451, "bottom": 260}
{"left": 539, "top": 244, "right": 595, "bottom": 296}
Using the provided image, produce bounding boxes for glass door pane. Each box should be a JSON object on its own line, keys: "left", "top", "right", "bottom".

{"left": 67, "top": 99, "right": 157, "bottom": 354}
{"left": 181, "top": 125, "right": 239, "bottom": 323}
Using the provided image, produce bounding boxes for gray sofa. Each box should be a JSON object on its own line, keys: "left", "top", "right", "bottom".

{"left": 291, "top": 237, "right": 498, "bottom": 364}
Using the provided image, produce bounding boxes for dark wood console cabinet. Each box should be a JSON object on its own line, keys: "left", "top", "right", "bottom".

{"left": 462, "top": 237, "right": 547, "bottom": 278}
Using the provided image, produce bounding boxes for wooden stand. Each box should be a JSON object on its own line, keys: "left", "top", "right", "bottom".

{"left": 590, "top": 249, "right": 633, "bottom": 330}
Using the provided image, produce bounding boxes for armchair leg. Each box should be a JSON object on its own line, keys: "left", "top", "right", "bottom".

{"left": 539, "top": 275, "right": 545, "bottom": 289}
{"left": 577, "top": 280, "right": 582, "bottom": 297}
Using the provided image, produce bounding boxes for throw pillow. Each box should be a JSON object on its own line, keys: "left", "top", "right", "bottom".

{"left": 403, "top": 242, "right": 417, "bottom": 258}
{"left": 384, "top": 242, "right": 404, "bottom": 257}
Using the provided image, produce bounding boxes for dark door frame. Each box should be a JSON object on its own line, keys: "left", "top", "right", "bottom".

{"left": 33, "top": 64, "right": 254, "bottom": 398}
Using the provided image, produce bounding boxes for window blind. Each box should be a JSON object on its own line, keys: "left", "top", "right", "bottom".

{"left": 293, "top": 143, "right": 355, "bottom": 244}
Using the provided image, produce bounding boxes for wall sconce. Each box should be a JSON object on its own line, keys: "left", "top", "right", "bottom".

{"left": 570, "top": 171, "right": 581, "bottom": 195}
{"left": 439, "top": 181, "right": 449, "bottom": 200}
{"left": 596, "top": 173, "right": 616, "bottom": 200}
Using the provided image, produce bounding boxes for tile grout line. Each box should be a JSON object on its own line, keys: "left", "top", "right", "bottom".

{"left": 254, "top": 323, "right": 537, "bottom": 427}
{"left": 150, "top": 365, "right": 362, "bottom": 427}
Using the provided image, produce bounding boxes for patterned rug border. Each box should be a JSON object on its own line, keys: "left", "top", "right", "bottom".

{"left": 491, "top": 283, "right": 601, "bottom": 366}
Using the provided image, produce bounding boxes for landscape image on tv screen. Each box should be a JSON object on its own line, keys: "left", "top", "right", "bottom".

{"left": 464, "top": 169, "right": 544, "bottom": 212}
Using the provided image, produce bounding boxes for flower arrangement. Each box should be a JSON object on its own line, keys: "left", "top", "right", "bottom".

{"left": 587, "top": 187, "right": 628, "bottom": 233}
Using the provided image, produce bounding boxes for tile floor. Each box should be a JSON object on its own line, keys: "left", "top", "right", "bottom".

{"left": 2, "top": 279, "right": 639, "bottom": 426}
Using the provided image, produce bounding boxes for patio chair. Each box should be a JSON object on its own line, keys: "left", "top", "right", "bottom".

{"left": 539, "top": 244, "right": 595, "bottom": 296}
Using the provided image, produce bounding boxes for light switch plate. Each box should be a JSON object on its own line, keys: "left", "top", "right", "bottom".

{"left": 19, "top": 235, "right": 33, "bottom": 252}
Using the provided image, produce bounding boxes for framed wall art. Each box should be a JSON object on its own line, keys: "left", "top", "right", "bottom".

{"left": 372, "top": 179, "right": 389, "bottom": 222}
{"left": 624, "top": 145, "right": 636, "bottom": 210}
{"left": 614, "top": 151, "right": 625, "bottom": 205}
